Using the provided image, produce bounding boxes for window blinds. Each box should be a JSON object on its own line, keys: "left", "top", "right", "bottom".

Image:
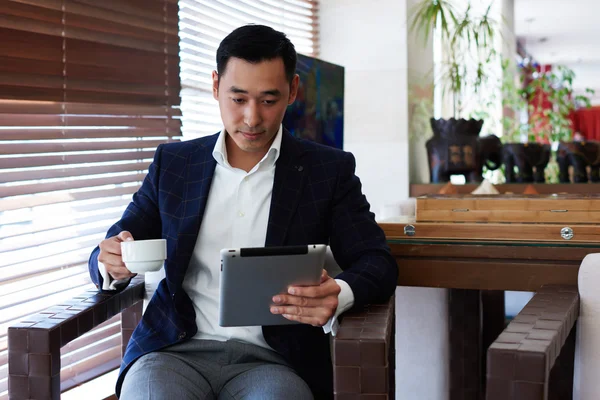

{"left": 0, "top": 0, "right": 180, "bottom": 396}
{"left": 1, "top": 0, "right": 319, "bottom": 396}
{"left": 179, "top": 0, "right": 319, "bottom": 138}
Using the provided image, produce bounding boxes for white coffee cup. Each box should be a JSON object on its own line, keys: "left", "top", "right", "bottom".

{"left": 121, "top": 239, "right": 167, "bottom": 274}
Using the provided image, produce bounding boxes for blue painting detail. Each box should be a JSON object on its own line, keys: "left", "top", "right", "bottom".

{"left": 283, "top": 54, "right": 344, "bottom": 150}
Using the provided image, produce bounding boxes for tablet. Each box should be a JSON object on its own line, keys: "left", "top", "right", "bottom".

{"left": 219, "top": 244, "right": 327, "bottom": 327}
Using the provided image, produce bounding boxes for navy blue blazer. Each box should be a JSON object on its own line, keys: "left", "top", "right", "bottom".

{"left": 88, "top": 130, "right": 398, "bottom": 399}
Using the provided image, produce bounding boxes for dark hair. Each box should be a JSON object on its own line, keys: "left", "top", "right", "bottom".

{"left": 216, "top": 24, "right": 297, "bottom": 84}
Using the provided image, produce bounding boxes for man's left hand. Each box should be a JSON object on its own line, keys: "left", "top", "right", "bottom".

{"left": 270, "top": 270, "right": 341, "bottom": 327}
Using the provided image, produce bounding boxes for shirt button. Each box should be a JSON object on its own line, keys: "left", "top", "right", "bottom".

{"left": 178, "top": 332, "right": 186, "bottom": 340}
{"left": 239, "top": 211, "right": 245, "bottom": 217}
{"left": 244, "top": 176, "right": 249, "bottom": 182}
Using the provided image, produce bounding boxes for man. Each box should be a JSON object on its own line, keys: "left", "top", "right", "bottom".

{"left": 89, "top": 24, "right": 397, "bottom": 399}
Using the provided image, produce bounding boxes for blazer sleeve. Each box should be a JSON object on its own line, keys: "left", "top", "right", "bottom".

{"left": 88, "top": 144, "right": 165, "bottom": 290}
{"left": 329, "top": 151, "right": 398, "bottom": 309}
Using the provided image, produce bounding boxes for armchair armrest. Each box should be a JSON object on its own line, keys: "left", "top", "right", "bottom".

{"left": 333, "top": 295, "right": 395, "bottom": 399}
{"left": 8, "top": 276, "right": 145, "bottom": 400}
{"left": 486, "top": 285, "right": 579, "bottom": 400}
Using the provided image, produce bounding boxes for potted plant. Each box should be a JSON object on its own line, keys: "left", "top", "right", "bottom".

{"left": 410, "top": 0, "right": 500, "bottom": 123}
{"left": 409, "top": 0, "right": 504, "bottom": 182}
{"left": 500, "top": 60, "right": 595, "bottom": 183}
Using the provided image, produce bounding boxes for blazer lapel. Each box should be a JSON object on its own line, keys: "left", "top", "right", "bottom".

{"left": 265, "top": 130, "right": 307, "bottom": 247}
{"left": 172, "top": 135, "right": 218, "bottom": 285}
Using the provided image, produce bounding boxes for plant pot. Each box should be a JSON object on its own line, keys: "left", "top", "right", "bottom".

{"left": 502, "top": 143, "right": 551, "bottom": 183}
{"left": 430, "top": 118, "right": 484, "bottom": 139}
{"left": 557, "top": 141, "right": 600, "bottom": 183}
{"left": 425, "top": 118, "right": 501, "bottom": 183}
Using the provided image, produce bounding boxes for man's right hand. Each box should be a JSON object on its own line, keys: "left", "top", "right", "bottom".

{"left": 98, "top": 231, "right": 136, "bottom": 280}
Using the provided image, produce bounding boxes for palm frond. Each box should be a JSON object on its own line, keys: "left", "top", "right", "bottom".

{"left": 409, "top": 0, "right": 457, "bottom": 44}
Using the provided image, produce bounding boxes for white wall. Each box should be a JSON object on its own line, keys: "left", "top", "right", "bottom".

{"left": 319, "top": 0, "right": 410, "bottom": 215}
{"left": 407, "top": 0, "right": 434, "bottom": 184}
{"left": 502, "top": 0, "right": 516, "bottom": 59}
{"left": 566, "top": 62, "right": 600, "bottom": 105}
{"left": 320, "top": 3, "right": 450, "bottom": 400}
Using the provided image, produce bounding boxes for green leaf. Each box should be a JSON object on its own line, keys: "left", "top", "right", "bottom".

{"left": 409, "top": 0, "right": 457, "bottom": 45}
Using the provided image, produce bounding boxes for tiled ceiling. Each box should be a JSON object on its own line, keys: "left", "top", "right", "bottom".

{"left": 515, "top": 0, "right": 600, "bottom": 103}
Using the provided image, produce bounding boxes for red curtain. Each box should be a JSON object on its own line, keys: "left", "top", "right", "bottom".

{"left": 572, "top": 106, "right": 600, "bottom": 141}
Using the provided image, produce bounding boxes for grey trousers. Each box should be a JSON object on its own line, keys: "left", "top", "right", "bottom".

{"left": 119, "top": 339, "right": 314, "bottom": 400}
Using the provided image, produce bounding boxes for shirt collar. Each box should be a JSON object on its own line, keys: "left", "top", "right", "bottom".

{"left": 212, "top": 125, "right": 283, "bottom": 169}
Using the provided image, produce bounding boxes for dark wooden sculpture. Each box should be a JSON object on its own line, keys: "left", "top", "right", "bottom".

{"left": 556, "top": 141, "right": 600, "bottom": 183}
{"left": 426, "top": 118, "right": 502, "bottom": 183}
{"left": 502, "top": 143, "right": 551, "bottom": 183}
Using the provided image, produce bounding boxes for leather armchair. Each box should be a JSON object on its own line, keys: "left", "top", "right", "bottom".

{"left": 8, "top": 276, "right": 395, "bottom": 399}
{"left": 333, "top": 295, "right": 395, "bottom": 399}
{"left": 486, "top": 285, "right": 579, "bottom": 400}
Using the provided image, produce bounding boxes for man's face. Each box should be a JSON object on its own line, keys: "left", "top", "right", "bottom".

{"left": 212, "top": 57, "right": 299, "bottom": 154}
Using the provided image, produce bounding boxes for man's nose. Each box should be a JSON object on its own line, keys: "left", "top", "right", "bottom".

{"left": 244, "top": 102, "right": 262, "bottom": 128}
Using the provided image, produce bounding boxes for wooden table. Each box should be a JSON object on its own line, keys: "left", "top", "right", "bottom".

{"left": 410, "top": 183, "right": 600, "bottom": 197}
{"left": 381, "top": 223, "right": 600, "bottom": 400}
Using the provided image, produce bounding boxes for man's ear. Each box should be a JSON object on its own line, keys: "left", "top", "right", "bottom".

{"left": 288, "top": 74, "right": 300, "bottom": 105}
{"left": 212, "top": 70, "right": 219, "bottom": 100}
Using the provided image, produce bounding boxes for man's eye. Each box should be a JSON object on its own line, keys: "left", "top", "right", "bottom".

{"left": 263, "top": 100, "right": 276, "bottom": 105}
{"left": 232, "top": 98, "right": 245, "bottom": 104}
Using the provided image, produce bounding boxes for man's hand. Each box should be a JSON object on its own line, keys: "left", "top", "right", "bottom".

{"left": 270, "top": 270, "right": 341, "bottom": 327}
{"left": 98, "top": 231, "right": 136, "bottom": 281}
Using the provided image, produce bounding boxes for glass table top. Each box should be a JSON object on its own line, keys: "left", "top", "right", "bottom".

{"left": 379, "top": 216, "right": 600, "bottom": 248}
{"left": 386, "top": 237, "right": 600, "bottom": 248}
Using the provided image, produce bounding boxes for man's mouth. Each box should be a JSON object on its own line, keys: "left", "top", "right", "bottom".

{"left": 239, "top": 131, "right": 264, "bottom": 140}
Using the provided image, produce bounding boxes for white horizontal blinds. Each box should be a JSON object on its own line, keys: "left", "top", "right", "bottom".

{"left": 0, "top": 0, "right": 181, "bottom": 397}
{"left": 179, "top": 0, "right": 319, "bottom": 138}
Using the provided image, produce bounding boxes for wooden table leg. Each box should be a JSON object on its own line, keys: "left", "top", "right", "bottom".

{"left": 449, "top": 289, "right": 506, "bottom": 400}
{"left": 449, "top": 289, "right": 481, "bottom": 400}
{"left": 481, "top": 290, "right": 506, "bottom": 393}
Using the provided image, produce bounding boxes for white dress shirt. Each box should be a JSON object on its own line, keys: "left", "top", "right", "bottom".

{"left": 99, "top": 125, "right": 354, "bottom": 350}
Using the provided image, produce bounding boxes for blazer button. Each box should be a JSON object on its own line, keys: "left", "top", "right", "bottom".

{"left": 178, "top": 332, "right": 186, "bottom": 340}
